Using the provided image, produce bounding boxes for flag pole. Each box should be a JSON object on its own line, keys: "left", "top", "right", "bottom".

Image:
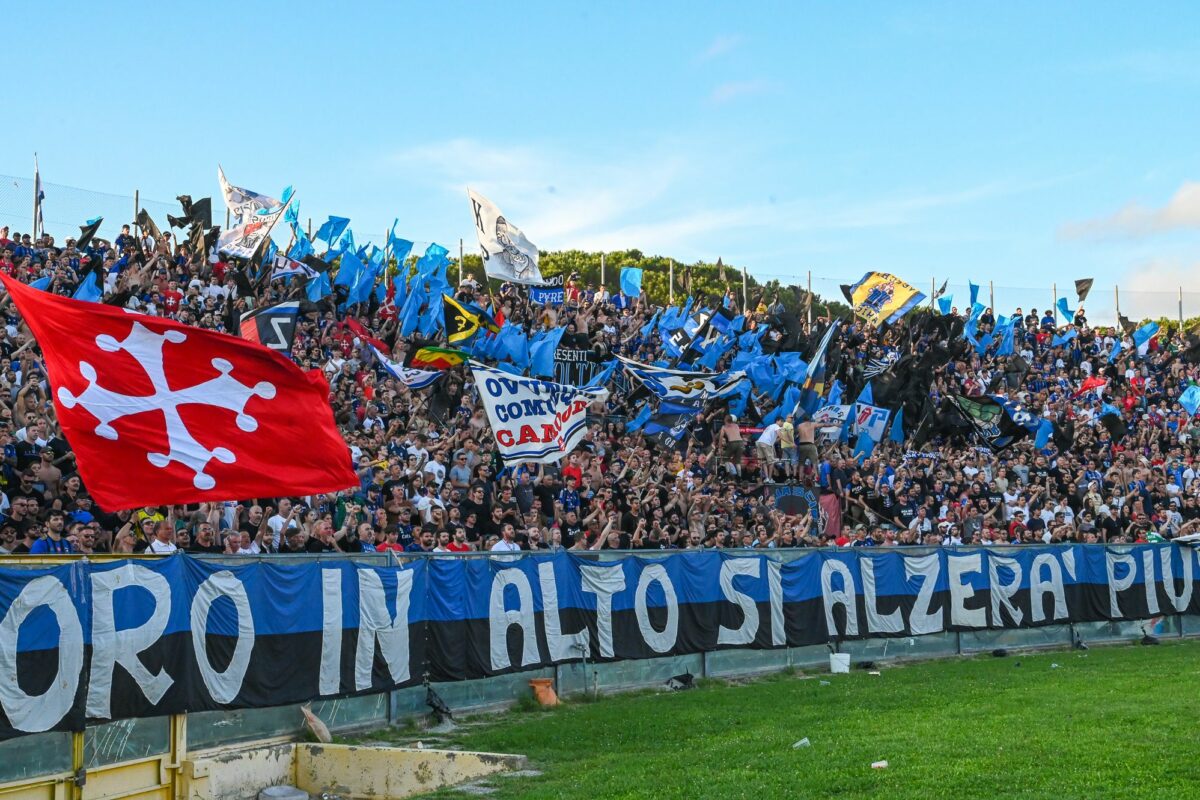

{"left": 741, "top": 263, "right": 748, "bottom": 310}
{"left": 930, "top": 277, "right": 935, "bottom": 309}
{"left": 1052, "top": 282, "right": 1057, "bottom": 325}
{"left": 31, "top": 153, "right": 39, "bottom": 239}
{"left": 806, "top": 271, "right": 816, "bottom": 326}
{"left": 1115, "top": 286, "right": 1121, "bottom": 323}
{"left": 669, "top": 259, "right": 674, "bottom": 304}
{"left": 459, "top": 238, "right": 464, "bottom": 287}
{"left": 600, "top": 252, "right": 606, "bottom": 289}
{"left": 307, "top": 217, "right": 313, "bottom": 241}
{"left": 989, "top": 281, "right": 994, "bottom": 312}
{"left": 1180, "top": 286, "right": 1184, "bottom": 328}
{"left": 133, "top": 190, "right": 139, "bottom": 240}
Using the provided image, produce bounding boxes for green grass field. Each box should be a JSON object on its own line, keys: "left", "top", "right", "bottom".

{"left": 382, "top": 641, "right": 1200, "bottom": 799}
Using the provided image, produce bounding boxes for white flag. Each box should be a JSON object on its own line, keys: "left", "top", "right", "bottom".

{"left": 466, "top": 188, "right": 544, "bottom": 285}
{"left": 470, "top": 361, "right": 607, "bottom": 465}
{"left": 218, "top": 165, "right": 284, "bottom": 225}
{"left": 217, "top": 195, "right": 291, "bottom": 260}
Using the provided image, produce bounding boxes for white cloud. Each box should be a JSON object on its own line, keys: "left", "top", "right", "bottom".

{"left": 1117, "top": 259, "right": 1197, "bottom": 320}
{"left": 1062, "top": 181, "right": 1200, "bottom": 239}
{"left": 709, "top": 79, "right": 770, "bottom": 104}
{"left": 698, "top": 34, "right": 744, "bottom": 61}
{"left": 387, "top": 138, "right": 1063, "bottom": 266}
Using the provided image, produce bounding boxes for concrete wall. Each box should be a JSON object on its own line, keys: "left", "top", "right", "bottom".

{"left": 295, "top": 744, "right": 526, "bottom": 800}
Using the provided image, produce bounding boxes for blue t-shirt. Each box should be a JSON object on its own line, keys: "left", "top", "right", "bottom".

{"left": 28, "top": 536, "right": 75, "bottom": 555}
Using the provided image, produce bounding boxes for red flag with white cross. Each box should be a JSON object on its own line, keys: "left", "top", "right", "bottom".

{"left": 2, "top": 275, "right": 357, "bottom": 509}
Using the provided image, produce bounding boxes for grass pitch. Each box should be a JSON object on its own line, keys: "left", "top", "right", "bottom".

{"left": 401, "top": 640, "right": 1200, "bottom": 799}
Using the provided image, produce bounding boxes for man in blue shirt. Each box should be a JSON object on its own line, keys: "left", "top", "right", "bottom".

{"left": 28, "top": 510, "right": 74, "bottom": 554}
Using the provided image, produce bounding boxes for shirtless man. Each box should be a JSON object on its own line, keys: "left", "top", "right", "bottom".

{"left": 796, "top": 419, "right": 819, "bottom": 477}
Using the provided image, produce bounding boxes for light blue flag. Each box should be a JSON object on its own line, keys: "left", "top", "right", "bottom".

{"left": 1056, "top": 297, "right": 1075, "bottom": 323}
{"left": 639, "top": 310, "right": 660, "bottom": 339}
{"left": 1133, "top": 321, "right": 1159, "bottom": 348}
{"left": 857, "top": 381, "right": 874, "bottom": 406}
{"left": 697, "top": 342, "right": 725, "bottom": 370}
{"left": 889, "top": 407, "right": 905, "bottom": 443}
{"left": 306, "top": 272, "right": 331, "bottom": 302}
{"left": 1051, "top": 330, "right": 1077, "bottom": 347}
{"left": 852, "top": 432, "right": 876, "bottom": 463}
{"left": 937, "top": 294, "right": 953, "bottom": 315}
{"left": 1181, "top": 384, "right": 1200, "bottom": 417}
{"left": 763, "top": 386, "right": 801, "bottom": 425}
{"left": 348, "top": 259, "right": 379, "bottom": 307}
{"left": 748, "top": 357, "right": 783, "bottom": 399}
{"left": 529, "top": 327, "right": 566, "bottom": 378}
{"left": 1108, "top": 339, "right": 1123, "bottom": 363}
{"left": 620, "top": 267, "right": 643, "bottom": 297}
{"left": 415, "top": 243, "right": 450, "bottom": 281}
{"left": 315, "top": 216, "right": 350, "bottom": 245}
{"left": 729, "top": 382, "right": 751, "bottom": 419}
{"left": 389, "top": 235, "right": 414, "bottom": 267}
{"left": 288, "top": 233, "right": 315, "bottom": 262}
{"left": 825, "top": 379, "right": 844, "bottom": 409}
{"left": 30, "top": 276, "right": 52, "bottom": 291}
{"left": 627, "top": 403, "right": 654, "bottom": 432}
{"left": 1034, "top": 419, "right": 1054, "bottom": 449}
{"left": 496, "top": 323, "right": 530, "bottom": 369}
{"left": 72, "top": 272, "right": 102, "bottom": 303}
{"left": 284, "top": 198, "right": 299, "bottom": 228}
{"left": 997, "top": 319, "right": 1015, "bottom": 357}
{"left": 334, "top": 250, "right": 365, "bottom": 288}
{"left": 585, "top": 359, "right": 618, "bottom": 389}
{"left": 969, "top": 302, "right": 986, "bottom": 322}
{"left": 969, "top": 282, "right": 980, "bottom": 306}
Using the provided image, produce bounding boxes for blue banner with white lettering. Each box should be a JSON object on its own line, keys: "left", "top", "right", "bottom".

{"left": 0, "top": 545, "right": 1195, "bottom": 739}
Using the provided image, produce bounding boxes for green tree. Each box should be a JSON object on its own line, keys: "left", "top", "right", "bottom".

{"left": 455, "top": 249, "right": 852, "bottom": 318}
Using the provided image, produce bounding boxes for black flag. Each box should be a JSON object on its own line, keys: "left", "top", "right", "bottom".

{"left": 170, "top": 196, "right": 214, "bottom": 230}
{"left": 76, "top": 217, "right": 103, "bottom": 251}
{"left": 946, "top": 395, "right": 1031, "bottom": 451}
{"left": 239, "top": 301, "right": 301, "bottom": 354}
{"left": 1100, "top": 410, "right": 1127, "bottom": 443}
{"left": 136, "top": 209, "right": 162, "bottom": 240}
{"left": 1075, "top": 278, "right": 1094, "bottom": 304}
{"left": 168, "top": 196, "right": 192, "bottom": 229}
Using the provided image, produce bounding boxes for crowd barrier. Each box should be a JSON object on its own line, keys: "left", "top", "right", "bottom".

{"left": 0, "top": 546, "right": 1196, "bottom": 791}
{"left": 1, "top": 546, "right": 1197, "bottom": 739}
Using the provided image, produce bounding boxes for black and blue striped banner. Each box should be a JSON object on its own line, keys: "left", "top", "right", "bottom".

{"left": 0, "top": 545, "right": 1194, "bottom": 739}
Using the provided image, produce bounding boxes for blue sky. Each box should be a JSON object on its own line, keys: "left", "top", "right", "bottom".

{"left": 6, "top": 1, "right": 1200, "bottom": 319}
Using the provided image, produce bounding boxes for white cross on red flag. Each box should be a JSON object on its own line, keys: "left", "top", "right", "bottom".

{"left": 2, "top": 275, "right": 357, "bottom": 509}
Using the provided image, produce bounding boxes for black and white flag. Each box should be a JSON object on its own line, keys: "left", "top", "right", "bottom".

{"left": 466, "top": 188, "right": 544, "bottom": 285}
{"left": 218, "top": 165, "right": 284, "bottom": 225}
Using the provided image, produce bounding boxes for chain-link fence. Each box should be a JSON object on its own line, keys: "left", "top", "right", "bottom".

{"left": 755, "top": 270, "right": 1191, "bottom": 328}
{"left": 2, "top": 173, "right": 1191, "bottom": 326}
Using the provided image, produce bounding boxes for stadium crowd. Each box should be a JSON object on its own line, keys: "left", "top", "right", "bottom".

{"left": 1, "top": 221, "right": 1199, "bottom": 557}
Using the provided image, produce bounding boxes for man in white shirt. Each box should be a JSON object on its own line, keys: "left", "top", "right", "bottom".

{"left": 756, "top": 421, "right": 781, "bottom": 481}
{"left": 147, "top": 522, "right": 178, "bottom": 554}
{"left": 490, "top": 524, "right": 522, "bottom": 553}
{"left": 423, "top": 452, "right": 447, "bottom": 486}
{"left": 266, "top": 499, "right": 299, "bottom": 548}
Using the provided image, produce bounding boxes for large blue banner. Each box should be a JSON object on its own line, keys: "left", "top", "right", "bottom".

{"left": 0, "top": 545, "right": 1194, "bottom": 740}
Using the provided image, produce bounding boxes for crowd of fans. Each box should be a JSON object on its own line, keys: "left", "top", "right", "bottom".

{"left": 0, "top": 220, "right": 1198, "bottom": 557}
